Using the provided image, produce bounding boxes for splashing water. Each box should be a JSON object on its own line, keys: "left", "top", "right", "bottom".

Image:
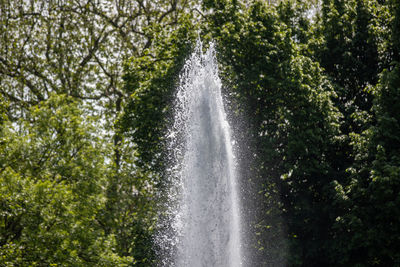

{"left": 157, "top": 40, "right": 242, "bottom": 266}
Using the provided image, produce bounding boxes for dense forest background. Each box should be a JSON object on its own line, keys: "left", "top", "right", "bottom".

{"left": 1, "top": 0, "right": 399, "bottom": 266}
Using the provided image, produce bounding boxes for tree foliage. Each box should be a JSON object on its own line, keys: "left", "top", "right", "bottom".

{"left": 0, "top": 94, "right": 132, "bottom": 265}
{"left": 1, "top": 0, "right": 400, "bottom": 266}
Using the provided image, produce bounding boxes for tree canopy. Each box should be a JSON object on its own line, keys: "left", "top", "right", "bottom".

{"left": 1, "top": 0, "right": 399, "bottom": 266}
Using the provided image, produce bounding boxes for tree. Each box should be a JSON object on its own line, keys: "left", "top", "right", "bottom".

{"left": 0, "top": 94, "right": 132, "bottom": 265}
{"left": 0, "top": 0, "right": 188, "bottom": 106}
{"left": 333, "top": 1, "right": 400, "bottom": 264}
{"left": 0, "top": 0, "right": 193, "bottom": 174}
{"left": 1, "top": 1, "right": 195, "bottom": 265}
{"left": 334, "top": 63, "right": 400, "bottom": 266}
{"left": 121, "top": 16, "right": 198, "bottom": 172}
{"left": 202, "top": 1, "right": 342, "bottom": 265}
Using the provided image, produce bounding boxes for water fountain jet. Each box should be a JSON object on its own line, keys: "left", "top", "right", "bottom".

{"left": 157, "top": 40, "right": 242, "bottom": 267}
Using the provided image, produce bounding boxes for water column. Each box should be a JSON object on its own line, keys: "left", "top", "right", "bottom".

{"left": 161, "top": 40, "right": 242, "bottom": 267}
